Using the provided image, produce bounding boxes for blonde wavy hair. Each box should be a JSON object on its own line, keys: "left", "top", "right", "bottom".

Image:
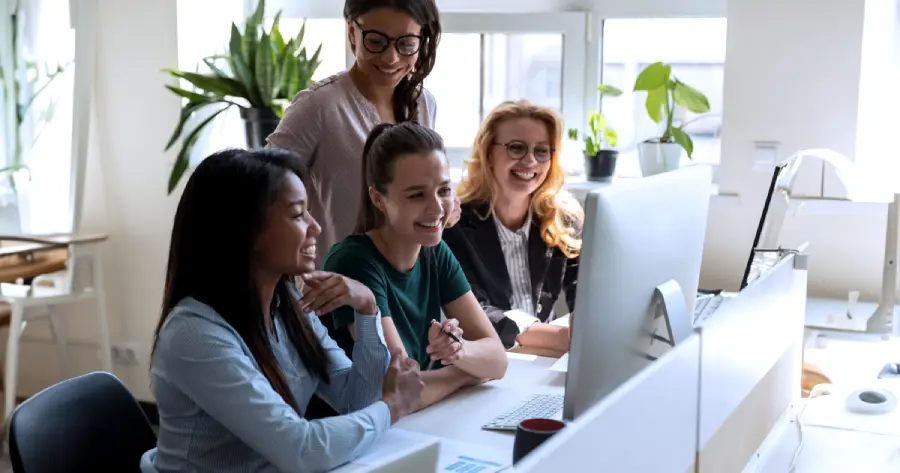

{"left": 457, "top": 100, "right": 584, "bottom": 258}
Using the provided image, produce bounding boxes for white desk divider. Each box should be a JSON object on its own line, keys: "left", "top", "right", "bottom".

{"left": 513, "top": 332, "right": 702, "bottom": 473}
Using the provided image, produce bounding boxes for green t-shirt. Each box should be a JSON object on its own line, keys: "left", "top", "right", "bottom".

{"left": 323, "top": 235, "right": 471, "bottom": 369}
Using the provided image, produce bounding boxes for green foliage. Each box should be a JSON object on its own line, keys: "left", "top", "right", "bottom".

{"left": 163, "top": 0, "right": 322, "bottom": 194}
{"left": 568, "top": 84, "right": 622, "bottom": 156}
{"left": 633, "top": 61, "right": 711, "bottom": 159}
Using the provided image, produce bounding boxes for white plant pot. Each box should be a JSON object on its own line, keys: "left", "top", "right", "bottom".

{"left": 637, "top": 141, "right": 683, "bottom": 177}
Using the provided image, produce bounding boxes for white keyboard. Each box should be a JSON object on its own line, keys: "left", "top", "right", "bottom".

{"left": 694, "top": 294, "right": 724, "bottom": 325}
{"left": 482, "top": 394, "right": 564, "bottom": 431}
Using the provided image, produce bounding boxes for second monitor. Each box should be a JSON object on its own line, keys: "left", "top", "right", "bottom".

{"left": 564, "top": 166, "right": 712, "bottom": 420}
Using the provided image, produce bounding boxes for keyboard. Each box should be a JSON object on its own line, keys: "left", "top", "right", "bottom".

{"left": 482, "top": 393, "right": 564, "bottom": 431}
{"left": 694, "top": 294, "right": 724, "bottom": 325}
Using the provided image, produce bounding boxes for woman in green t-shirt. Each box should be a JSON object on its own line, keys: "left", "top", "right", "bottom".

{"left": 315, "top": 122, "right": 509, "bottom": 409}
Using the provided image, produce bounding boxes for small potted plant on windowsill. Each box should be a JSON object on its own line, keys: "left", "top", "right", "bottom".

{"left": 633, "top": 61, "right": 711, "bottom": 177}
{"left": 568, "top": 84, "right": 622, "bottom": 181}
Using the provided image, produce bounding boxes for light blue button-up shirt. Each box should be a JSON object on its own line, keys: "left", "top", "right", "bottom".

{"left": 140, "top": 296, "right": 391, "bottom": 473}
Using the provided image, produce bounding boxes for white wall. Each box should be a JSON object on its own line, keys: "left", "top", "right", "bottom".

{"left": 6, "top": 0, "right": 897, "bottom": 402}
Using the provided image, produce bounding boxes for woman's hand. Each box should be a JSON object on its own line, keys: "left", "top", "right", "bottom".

{"left": 426, "top": 319, "right": 465, "bottom": 365}
{"left": 382, "top": 349, "right": 424, "bottom": 423}
{"left": 299, "top": 271, "right": 377, "bottom": 316}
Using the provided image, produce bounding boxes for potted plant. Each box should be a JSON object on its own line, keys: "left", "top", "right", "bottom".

{"left": 633, "top": 61, "right": 710, "bottom": 176}
{"left": 162, "top": 0, "right": 322, "bottom": 194}
{"left": 568, "top": 84, "right": 622, "bottom": 181}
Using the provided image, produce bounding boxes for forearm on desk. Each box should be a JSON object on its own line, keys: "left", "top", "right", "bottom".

{"left": 452, "top": 337, "right": 508, "bottom": 380}
{"left": 516, "top": 323, "right": 570, "bottom": 353}
{"left": 416, "top": 366, "right": 480, "bottom": 410}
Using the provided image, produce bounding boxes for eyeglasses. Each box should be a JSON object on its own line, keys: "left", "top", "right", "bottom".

{"left": 493, "top": 141, "right": 554, "bottom": 163}
{"left": 353, "top": 20, "right": 422, "bottom": 56}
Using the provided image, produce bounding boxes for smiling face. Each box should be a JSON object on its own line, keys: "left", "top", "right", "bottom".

{"left": 348, "top": 8, "right": 422, "bottom": 89}
{"left": 490, "top": 117, "right": 553, "bottom": 200}
{"left": 370, "top": 151, "right": 452, "bottom": 247}
{"left": 254, "top": 172, "right": 322, "bottom": 276}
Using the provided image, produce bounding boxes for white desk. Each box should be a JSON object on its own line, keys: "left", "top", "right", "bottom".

{"left": 747, "top": 334, "right": 900, "bottom": 472}
{"left": 395, "top": 354, "right": 565, "bottom": 451}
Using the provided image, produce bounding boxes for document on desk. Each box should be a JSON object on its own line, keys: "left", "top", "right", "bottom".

{"left": 332, "top": 428, "right": 510, "bottom": 472}
{"left": 438, "top": 438, "right": 510, "bottom": 472}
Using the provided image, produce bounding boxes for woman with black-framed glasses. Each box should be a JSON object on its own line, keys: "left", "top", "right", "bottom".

{"left": 443, "top": 100, "right": 583, "bottom": 354}
{"left": 267, "top": 0, "right": 446, "bottom": 269}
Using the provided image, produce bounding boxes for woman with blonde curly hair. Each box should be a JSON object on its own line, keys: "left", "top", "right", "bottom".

{"left": 443, "top": 100, "right": 583, "bottom": 352}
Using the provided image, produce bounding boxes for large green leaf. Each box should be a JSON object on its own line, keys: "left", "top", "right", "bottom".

{"left": 645, "top": 86, "right": 667, "bottom": 123}
{"left": 255, "top": 33, "right": 275, "bottom": 104}
{"left": 271, "top": 11, "right": 286, "bottom": 52}
{"left": 634, "top": 62, "right": 670, "bottom": 91}
{"left": 164, "top": 98, "right": 224, "bottom": 151}
{"left": 280, "top": 55, "right": 299, "bottom": 98}
{"left": 164, "top": 69, "right": 246, "bottom": 98}
{"left": 671, "top": 127, "right": 694, "bottom": 158}
{"left": 229, "top": 24, "right": 244, "bottom": 65}
{"left": 230, "top": 54, "right": 263, "bottom": 106}
{"left": 168, "top": 106, "right": 230, "bottom": 194}
{"left": 242, "top": 0, "right": 265, "bottom": 68}
{"left": 672, "top": 80, "right": 711, "bottom": 114}
{"left": 203, "top": 57, "right": 230, "bottom": 79}
{"left": 165, "top": 85, "right": 210, "bottom": 102}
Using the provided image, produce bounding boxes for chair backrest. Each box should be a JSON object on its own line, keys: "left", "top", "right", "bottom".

{"left": 9, "top": 371, "right": 157, "bottom": 473}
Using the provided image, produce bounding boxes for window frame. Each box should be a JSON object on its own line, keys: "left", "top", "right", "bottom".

{"left": 437, "top": 12, "right": 588, "bottom": 176}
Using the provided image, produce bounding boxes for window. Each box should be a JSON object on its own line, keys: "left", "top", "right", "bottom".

{"left": 601, "top": 18, "right": 727, "bottom": 178}
{"left": 175, "top": 1, "right": 348, "bottom": 164}
{"left": 2, "top": 0, "right": 76, "bottom": 234}
{"left": 425, "top": 13, "right": 587, "bottom": 177}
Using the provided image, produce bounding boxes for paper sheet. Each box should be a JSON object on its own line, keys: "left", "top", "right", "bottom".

{"left": 333, "top": 428, "right": 511, "bottom": 472}
{"left": 549, "top": 353, "right": 569, "bottom": 372}
{"left": 438, "top": 438, "right": 511, "bottom": 473}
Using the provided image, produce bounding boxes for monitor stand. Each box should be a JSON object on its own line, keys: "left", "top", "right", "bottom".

{"left": 636, "top": 280, "right": 692, "bottom": 362}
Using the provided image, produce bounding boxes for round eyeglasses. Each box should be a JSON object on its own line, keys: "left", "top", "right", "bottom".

{"left": 493, "top": 141, "right": 554, "bottom": 163}
{"left": 353, "top": 20, "right": 422, "bottom": 56}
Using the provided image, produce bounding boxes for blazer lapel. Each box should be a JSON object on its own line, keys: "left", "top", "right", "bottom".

{"left": 465, "top": 203, "right": 513, "bottom": 300}
{"left": 528, "top": 221, "right": 552, "bottom": 304}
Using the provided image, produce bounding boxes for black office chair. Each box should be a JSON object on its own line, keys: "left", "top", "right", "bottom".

{"left": 8, "top": 371, "right": 157, "bottom": 473}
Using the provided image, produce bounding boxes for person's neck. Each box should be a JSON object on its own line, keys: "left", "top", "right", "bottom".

{"left": 349, "top": 64, "right": 394, "bottom": 110}
{"left": 493, "top": 194, "right": 531, "bottom": 230}
{"left": 368, "top": 227, "right": 421, "bottom": 272}
{"left": 254, "top": 271, "right": 280, "bottom": 335}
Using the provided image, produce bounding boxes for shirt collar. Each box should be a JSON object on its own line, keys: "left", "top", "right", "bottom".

{"left": 493, "top": 210, "right": 532, "bottom": 239}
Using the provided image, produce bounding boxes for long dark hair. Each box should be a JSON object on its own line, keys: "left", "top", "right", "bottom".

{"left": 356, "top": 122, "right": 445, "bottom": 233}
{"left": 344, "top": 0, "right": 441, "bottom": 123}
{"left": 153, "top": 148, "right": 331, "bottom": 412}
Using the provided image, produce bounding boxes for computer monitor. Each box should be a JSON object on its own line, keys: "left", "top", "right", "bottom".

{"left": 564, "top": 166, "right": 712, "bottom": 420}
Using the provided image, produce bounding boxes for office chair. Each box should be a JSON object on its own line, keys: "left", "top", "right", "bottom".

{"left": 8, "top": 371, "right": 157, "bottom": 473}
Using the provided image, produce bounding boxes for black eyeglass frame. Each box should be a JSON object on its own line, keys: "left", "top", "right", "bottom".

{"left": 352, "top": 20, "right": 423, "bottom": 56}
{"left": 492, "top": 141, "right": 555, "bottom": 163}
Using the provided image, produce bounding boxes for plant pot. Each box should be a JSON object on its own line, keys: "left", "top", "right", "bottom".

{"left": 584, "top": 150, "right": 618, "bottom": 181}
{"left": 240, "top": 107, "right": 281, "bottom": 149}
{"left": 637, "top": 141, "right": 683, "bottom": 177}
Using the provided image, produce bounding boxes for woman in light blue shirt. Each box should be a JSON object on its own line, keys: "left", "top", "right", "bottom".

{"left": 140, "top": 148, "right": 424, "bottom": 473}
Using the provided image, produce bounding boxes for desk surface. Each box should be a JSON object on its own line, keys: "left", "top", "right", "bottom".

{"left": 396, "top": 354, "right": 565, "bottom": 451}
